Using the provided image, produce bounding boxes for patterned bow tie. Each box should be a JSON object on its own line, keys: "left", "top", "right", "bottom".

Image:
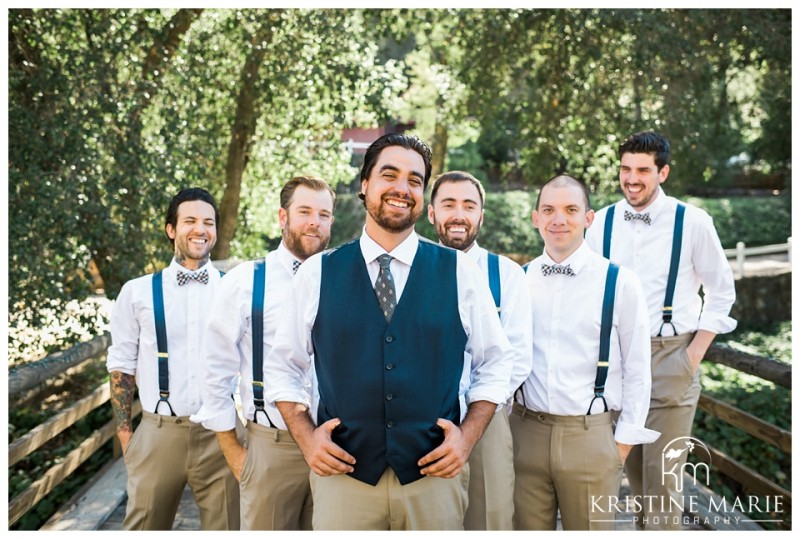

{"left": 540, "top": 263, "right": 575, "bottom": 277}
{"left": 624, "top": 210, "right": 651, "bottom": 225}
{"left": 176, "top": 268, "right": 209, "bottom": 285}
{"left": 292, "top": 260, "right": 301, "bottom": 275}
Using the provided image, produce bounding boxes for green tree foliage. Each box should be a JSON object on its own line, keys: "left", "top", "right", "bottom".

{"left": 8, "top": 8, "right": 790, "bottom": 359}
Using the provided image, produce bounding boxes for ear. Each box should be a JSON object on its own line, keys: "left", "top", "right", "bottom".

{"left": 360, "top": 178, "right": 368, "bottom": 198}
{"left": 427, "top": 204, "right": 435, "bottom": 225}
{"left": 479, "top": 209, "right": 485, "bottom": 228}
{"left": 278, "top": 207, "right": 288, "bottom": 230}
{"left": 531, "top": 210, "right": 540, "bottom": 229}
{"left": 166, "top": 223, "right": 176, "bottom": 241}
{"left": 659, "top": 164, "right": 670, "bottom": 184}
{"left": 584, "top": 209, "right": 595, "bottom": 229}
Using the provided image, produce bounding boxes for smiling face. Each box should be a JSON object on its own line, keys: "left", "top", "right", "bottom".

{"left": 428, "top": 180, "right": 484, "bottom": 252}
{"left": 361, "top": 145, "right": 426, "bottom": 239}
{"left": 619, "top": 151, "right": 669, "bottom": 210}
{"left": 279, "top": 185, "right": 334, "bottom": 261}
{"left": 166, "top": 199, "right": 217, "bottom": 270}
{"left": 532, "top": 182, "right": 594, "bottom": 263}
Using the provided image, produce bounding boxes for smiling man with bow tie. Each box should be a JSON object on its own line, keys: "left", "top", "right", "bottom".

{"left": 512, "top": 175, "right": 658, "bottom": 530}
{"left": 107, "top": 187, "right": 239, "bottom": 530}
{"left": 585, "top": 131, "right": 737, "bottom": 530}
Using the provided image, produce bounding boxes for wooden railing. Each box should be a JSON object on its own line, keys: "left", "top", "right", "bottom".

{"left": 7, "top": 336, "right": 792, "bottom": 529}
{"left": 692, "top": 344, "right": 792, "bottom": 524}
{"left": 7, "top": 335, "right": 141, "bottom": 528}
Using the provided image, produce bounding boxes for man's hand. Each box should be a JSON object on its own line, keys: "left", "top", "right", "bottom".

{"left": 687, "top": 330, "right": 717, "bottom": 375}
{"left": 116, "top": 427, "right": 133, "bottom": 455}
{"left": 215, "top": 429, "right": 247, "bottom": 481}
{"left": 418, "top": 400, "right": 496, "bottom": 478}
{"left": 616, "top": 442, "right": 633, "bottom": 464}
{"left": 276, "top": 402, "right": 355, "bottom": 477}
{"left": 418, "top": 419, "right": 471, "bottom": 478}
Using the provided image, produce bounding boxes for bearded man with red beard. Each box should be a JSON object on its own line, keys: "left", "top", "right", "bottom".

{"left": 265, "top": 133, "right": 516, "bottom": 530}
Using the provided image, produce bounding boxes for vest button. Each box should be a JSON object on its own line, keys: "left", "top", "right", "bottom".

{"left": 385, "top": 335, "right": 394, "bottom": 343}
{"left": 386, "top": 421, "right": 394, "bottom": 428}
{"left": 386, "top": 393, "right": 393, "bottom": 401}
{"left": 385, "top": 363, "right": 394, "bottom": 370}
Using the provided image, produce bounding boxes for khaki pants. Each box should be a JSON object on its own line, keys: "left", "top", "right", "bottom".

{"left": 239, "top": 421, "right": 313, "bottom": 530}
{"left": 310, "top": 465, "right": 469, "bottom": 530}
{"left": 510, "top": 404, "right": 623, "bottom": 530}
{"left": 625, "top": 333, "right": 701, "bottom": 530}
{"left": 464, "top": 408, "right": 515, "bottom": 530}
{"left": 123, "top": 412, "right": 239, "bottom": 530}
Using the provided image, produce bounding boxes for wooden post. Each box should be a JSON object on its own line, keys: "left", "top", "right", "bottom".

{"left": 736, "top": 241, "right": 746, "bottom": 277}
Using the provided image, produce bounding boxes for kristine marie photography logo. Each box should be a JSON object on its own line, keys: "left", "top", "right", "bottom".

{"left": 590, "top": 436, "right": 787, "bottom": 529}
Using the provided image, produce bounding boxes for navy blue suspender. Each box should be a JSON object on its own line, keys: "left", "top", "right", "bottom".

{"left": 659, "top": 204, "right": 686, "bottom": 336}
{"left": 251, "top": 259, "right": 276, "bottom": 427}
{"left": 487, "top": 252, "right": 501, "bottom": 317}
{"left": 587, "top": 263, "right": 620, "bottom": 415}
{"left": 152, "top": 271, "right": 176, "bottom": 416}
{"left": 602, "top": 202, "right": 686, "bottom": 336}
{"left": 602, "top": 206, "right": 616, "bottom": 259}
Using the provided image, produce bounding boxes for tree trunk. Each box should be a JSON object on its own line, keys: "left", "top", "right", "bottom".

{"left": 212, "top": 17, "right": 278, "bottom": 260}
{"left": 431, "top": 117, "right": 448, "bottom": 179}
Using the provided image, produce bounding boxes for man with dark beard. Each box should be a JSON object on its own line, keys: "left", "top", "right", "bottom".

{"left": 191, "top": 176, "right": 335, "bottom": 530}
{"left": 427, "top": 171, "right": 531, "bottom": 531}
{"left": 108, "top": 188, "right": 239, "bottom": 530}
{"left": 265, "top": 133, "right": 514, "bottom": 530}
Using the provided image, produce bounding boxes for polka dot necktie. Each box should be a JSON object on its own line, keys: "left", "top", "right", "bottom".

{"left": 374, "top": 254, "right": 397, "bottom": 322}
{"left": 292, "top": 260, "right": 301, "bottom": 275}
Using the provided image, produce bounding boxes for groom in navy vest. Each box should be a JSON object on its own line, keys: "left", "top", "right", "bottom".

{"left": 265, "top": 133, "right": 514, "bottom": 530}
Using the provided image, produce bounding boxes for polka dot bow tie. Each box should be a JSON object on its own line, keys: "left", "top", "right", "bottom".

{"left": 624, "top": 210, "right": 652, "bottom": 225}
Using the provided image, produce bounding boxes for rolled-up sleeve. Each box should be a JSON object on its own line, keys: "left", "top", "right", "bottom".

{"left": 458, "top": 253, "right": 514, "bottom": 406}
{"left": 106, "top": 281, "right": 141, "bottom": 376}
{"left": 693, "top": 213, "right": 737, "bottom": 335}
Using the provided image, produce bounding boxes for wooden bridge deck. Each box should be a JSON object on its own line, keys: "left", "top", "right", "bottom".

{"left": 41, "top": 457, "right": 758, "bottom": 531}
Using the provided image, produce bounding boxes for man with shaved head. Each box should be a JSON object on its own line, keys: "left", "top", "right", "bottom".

{"left": 512, "top": 175, "right": 658, "bottom": 530}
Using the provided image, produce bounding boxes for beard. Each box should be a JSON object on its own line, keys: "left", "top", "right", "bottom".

{"left": 283, "top": 221, "right": 331, "bottom": 260}
{"left": 365, "top": 192, "right": 421, "bottom": 233}
{"left": 434, "top": 218, "right": 480, "bottom": 251}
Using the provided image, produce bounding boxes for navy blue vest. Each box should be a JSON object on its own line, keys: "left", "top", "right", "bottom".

{"left": 312, "top": 238, "right": 467, "bottom": 486}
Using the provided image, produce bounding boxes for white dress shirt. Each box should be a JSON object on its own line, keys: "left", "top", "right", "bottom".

{"left": 585, "top": 188, "right": 737, "bottom": 337}
{"left": 107, "top": 259, "right": 221, "bottom": 417}
{"left": 264, "top": 229, "right": 515, "bottom": 420}
{"left": 518, "top": 243, "right": 659, "bottom": 445}
{"left": 466, "top": 243, "right": 533, "bottom": 401}
{"left": 191, "top": 243, "right": 302, "bottom": 432}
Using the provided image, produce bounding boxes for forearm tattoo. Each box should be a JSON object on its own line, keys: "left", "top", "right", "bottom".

{"left": 110, "top": 371, "right": 136, "bottom": 431}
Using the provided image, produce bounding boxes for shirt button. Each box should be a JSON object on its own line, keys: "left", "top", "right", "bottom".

{"left": 386, "top": 421, "right": 394, "bottom": 428}
{"left": 385, "top": 363, "right": 394, "bottom": 370}
{"left": 385, "top": 335, "right": 394, "bottom": 343}
{"left": 386, "top": 393, "right": 393, "bottom": 401}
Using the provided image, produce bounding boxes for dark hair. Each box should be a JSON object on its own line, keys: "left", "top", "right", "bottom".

{"left": 618, "top": 131, "right": 670, "bottom": 171}
{"left": 280, "top": 175, "right": 337, "bottom": 211}
{"left": 535, "top": 174, "right": 591, "bottom": 211}
{"left": 429, "top": 171, "right": 486, "bottom": 208}
{"left": 358, "top": 133, "right": 433, "bottom": 202}
{"left": 164, "top": 187, "right": 219, "bottom": 246}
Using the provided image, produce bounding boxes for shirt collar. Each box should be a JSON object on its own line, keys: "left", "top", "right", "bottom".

{"left": 276, "top": 241, "right": 302, "bottom": 275}
{"left": 465, "top": 242, "right": 485, "bottom": 264}
{"left": 621, "top": 186, "right": 667, "bottom": 221}
{"left": 360, "top": 226, "right": 419, "bottom": 267}
{"left": 168, "top": 258, "right": 214, "bottom": 275}
{"left": 540, "top": 241, "right": 591, "bottom": 276}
